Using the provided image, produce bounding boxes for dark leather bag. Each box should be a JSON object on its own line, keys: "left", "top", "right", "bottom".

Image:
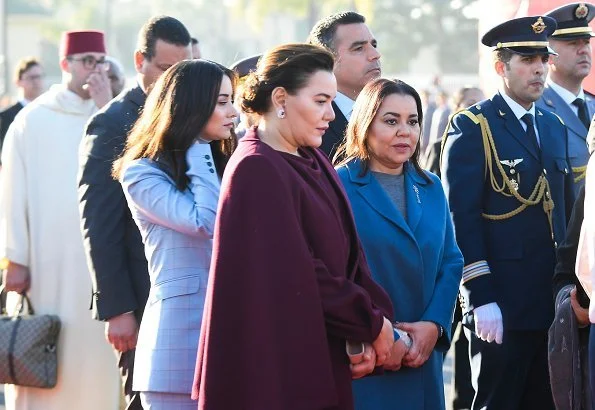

{"left": 0, "top": 285, "right": 61, "bottom": 388}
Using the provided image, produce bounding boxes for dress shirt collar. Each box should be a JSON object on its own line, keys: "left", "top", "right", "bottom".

{"left": 547, "top": 78, "right": 585, "bottom": 104}
{"left": 500, "top": 91, "right": 536, "bottom": 121}
{"left": 334, "top": 92, "right": 355, "bottom": 120}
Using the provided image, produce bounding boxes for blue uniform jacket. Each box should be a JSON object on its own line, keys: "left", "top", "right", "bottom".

{"left": 337, "top": 160, "right": 463, "bottom": 410}
{"left": 441, "top": 92, "right": 575, "bottom": 331}
{"left": 536, "top": 85, "right": 593, "bottom": 194}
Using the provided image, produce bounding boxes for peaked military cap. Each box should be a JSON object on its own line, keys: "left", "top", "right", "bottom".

{"left": 546, "top": 2, "right": 595, "bottom": 39}
{"left": 229, "top": 55, "right": 261, "bottom": 78}
{"left": 482, "top": 16, "right": 558, "bottom": 55}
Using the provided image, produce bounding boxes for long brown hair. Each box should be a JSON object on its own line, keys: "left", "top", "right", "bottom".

{"left": 334, "top": 78, "right": 431, "bottom": 183}
{"left": 113, "top": 59, "right": 237, "bottom": 190}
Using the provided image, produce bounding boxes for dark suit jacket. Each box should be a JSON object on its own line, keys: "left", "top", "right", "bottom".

{"left": 442, "top": 93, "right": 575, "bottom": 331}
{"left": 0, "top": 102, "right": 24, "bottom": 162}
{"left": 78, "top": 85, "right": 150, "bottom": 321}
{"left": 319, "top": 101, "right": 349, "bottom": 161}
{"left": 423, "top": 139, "right": 442, "bottom": 177}
{"left": 553, "top": 184, "right": 589, "bottom": 307}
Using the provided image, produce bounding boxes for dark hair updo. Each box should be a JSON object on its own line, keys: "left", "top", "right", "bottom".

{"left": 241, "top": 43, "right": 334, "bottom": 115}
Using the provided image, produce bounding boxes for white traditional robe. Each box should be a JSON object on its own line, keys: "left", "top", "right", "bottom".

{"left": 0, "top": 84, "right": 120, "bottom": 410}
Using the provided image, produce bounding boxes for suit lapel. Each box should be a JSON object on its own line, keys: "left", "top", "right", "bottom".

{"left": 536, "top": 108, "right": 559, "bottom": 165}
{"left": 494, "top": 94, "right": 541, "bottom": 161}
{"left": 543, "top": 86, "right": 586, "bottom": 138}
{"left": 329, "top": 101, "right": 348, "bottom": 141}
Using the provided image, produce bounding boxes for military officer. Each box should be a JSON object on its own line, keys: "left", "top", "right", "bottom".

{"left": 441, "top": 16, "right": 575, "bottom": 410}
{"left": 537, "top": 2, "right": 595, "bottom": 195}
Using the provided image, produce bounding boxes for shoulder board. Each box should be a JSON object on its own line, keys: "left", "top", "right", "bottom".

{"left": 456, "top": 109, "right": 480, "bottom": 125}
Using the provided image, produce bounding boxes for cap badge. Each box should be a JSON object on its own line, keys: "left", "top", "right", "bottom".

{"left": 575, "top": 3, "right": 589, "bottom": 19}
{"left": 532, "top": 17, "right": 547, "bottom": 34}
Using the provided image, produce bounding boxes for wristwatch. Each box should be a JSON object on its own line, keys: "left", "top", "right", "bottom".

{"left": 393, "top": 327, "right": 412, "bottom": 348}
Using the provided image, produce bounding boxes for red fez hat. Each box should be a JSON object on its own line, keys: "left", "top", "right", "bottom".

{"left": 60, "top": 30, "right": 106, "bottom": 57}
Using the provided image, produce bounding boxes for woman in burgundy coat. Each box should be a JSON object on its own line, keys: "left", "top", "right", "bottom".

{"left": 192, "top": 44, "right": 395, "bottom": 410}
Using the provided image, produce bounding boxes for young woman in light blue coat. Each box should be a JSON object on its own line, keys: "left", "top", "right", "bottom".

{"left": 335, "top": 78, "right": 463, "bottom": 410}
{"left": 113, "top": 60, "right": 238, "bottom": 409}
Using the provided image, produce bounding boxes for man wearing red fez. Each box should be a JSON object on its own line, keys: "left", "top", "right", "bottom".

{"left": 0, "top": 29, "right": 120, "bottom": 410}
{"left": 78, "top": 16, "right": 192, "bottom": 410}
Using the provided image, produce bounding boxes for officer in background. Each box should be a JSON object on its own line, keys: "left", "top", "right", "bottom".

{"left": 537, "top": 2, "right": 595, "bottom": 195}
{"left": 441, "top": 16, "right": 575, "bottom": 410}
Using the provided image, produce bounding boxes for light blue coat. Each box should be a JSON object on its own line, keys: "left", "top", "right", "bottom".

{"left": 120, "top": 142, "right": 220, "bottom": 394}
{"left": 337, "top": 160, "right": 463, "bottom": 410}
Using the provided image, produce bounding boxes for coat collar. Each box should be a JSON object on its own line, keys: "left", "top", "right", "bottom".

{"left": 542, "top": 85, "right": 587, "bottom": 139}
{"left": 345, "top": 159, "right": 428, "bottom": 238}
{"left": 492, "top": 93, "right": 541, "bottom": 161}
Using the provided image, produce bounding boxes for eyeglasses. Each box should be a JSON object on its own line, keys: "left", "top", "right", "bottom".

{"left": 67, "top": 55, "right": 107, "bottom": 70}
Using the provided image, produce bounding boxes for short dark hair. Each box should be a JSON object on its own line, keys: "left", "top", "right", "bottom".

{"left": 307, "top": 11, "right": 366, "bottom": 53}
{"left": 114, "top": 60, "right": 237, "bottom": 189}
{"left": 241, "top": 43, "right": 334, "bottom": 115}
{"left": 493, "top": 48, "right": 515, "bottom": 66}
{"left": 136, "top": 16, "right": 191, "bottom": 61}
{"left": 191, "top": 37, "right": 199, "bottom": 45}
{"left": 335, "top": 78, "right": 431, "bottom": 184}
{"left": 14, "top": 57, "right": 41, "bottom": 82}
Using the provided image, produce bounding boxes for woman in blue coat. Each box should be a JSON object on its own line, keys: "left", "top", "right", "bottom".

{"left": 335, "top": 78, "right": 463, "bottom": 410}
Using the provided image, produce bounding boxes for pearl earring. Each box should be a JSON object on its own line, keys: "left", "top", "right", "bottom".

{"left": 277, "top": 108, "right": 286, "bottom": 119}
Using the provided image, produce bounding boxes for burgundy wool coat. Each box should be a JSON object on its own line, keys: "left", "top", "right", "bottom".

{"left": 192, "top": 128, "right": 393, "bottom": 410}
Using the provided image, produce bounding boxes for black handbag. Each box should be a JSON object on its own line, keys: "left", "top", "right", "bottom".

{"left": 0, "top": 285, "right": 61, "bottom": 388}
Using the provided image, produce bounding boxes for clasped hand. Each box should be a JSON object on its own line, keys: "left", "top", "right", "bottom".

{"left": 349, "top": 317, "right": 412, "bottom": 378}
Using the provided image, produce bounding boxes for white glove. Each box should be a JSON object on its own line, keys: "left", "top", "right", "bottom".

{"left": 473, "top": 302, "right": 503, "bottom": 344}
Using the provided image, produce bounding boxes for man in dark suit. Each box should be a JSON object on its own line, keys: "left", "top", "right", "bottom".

{"left": 0, "top": 57, "right": 44, "bottom": 160}
{"left": 308, "top": 11, "right": 381, "bottom": 160}
{"left": 442, "top": 16, "right": 575, "bottom": 410}
{"left": 78, "top": 16, "right": 191, "bottom": 409}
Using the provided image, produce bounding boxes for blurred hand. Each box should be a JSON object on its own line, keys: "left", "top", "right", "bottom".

{"left": 570, "top": 287, "right": 590, "bottom": 327}
{"left": 383, "top": 338, "right": 410, "bottom": 371}
{"left": 349, "top": 343, "right": 376, "bottom": 379}
{"left": 397, "top": 321, "right": 439, "bottom": 368}
{"left": 473, "top": 302, "right": 503, "bottom": 344}
{"left": 105, "top": 312, "right": 138, "bottom": 353}
{"left": 86, "top": 69, "right": 112, "bottom": 108}
{"left": 372, "top": 317, "right": 394, "bottom": 366}
{"left": 2, "top": 261, "right": 30, "bottom": 293}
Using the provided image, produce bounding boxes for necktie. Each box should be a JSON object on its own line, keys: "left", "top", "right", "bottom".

{"left": 521, "top": 113, "right": 540, "bottom": 152}
{"left": 572, "top": 98, "right": 590, "bottom": 129}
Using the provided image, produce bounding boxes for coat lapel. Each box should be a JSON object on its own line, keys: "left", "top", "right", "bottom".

{"left": 494, "top": 94, "right": 540, "bottom": 161}
{"left": 347, "top": 160, "right": 425, "bottom": 241}
{"left": 405, "top": 168, "right": 427, "bottom": 234}
{"left": 543, "top": 86, "right": 586, "bottom": 138}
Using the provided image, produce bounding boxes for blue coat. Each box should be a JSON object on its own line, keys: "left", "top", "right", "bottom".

{"left": 337, "top": 160, "right": 463, "bottom": 410}
{"left": 536, "top": 85, "right": 594, "bottom": 194}
{"left": 441, "top": 93, "right": 575, "bottom": 331}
